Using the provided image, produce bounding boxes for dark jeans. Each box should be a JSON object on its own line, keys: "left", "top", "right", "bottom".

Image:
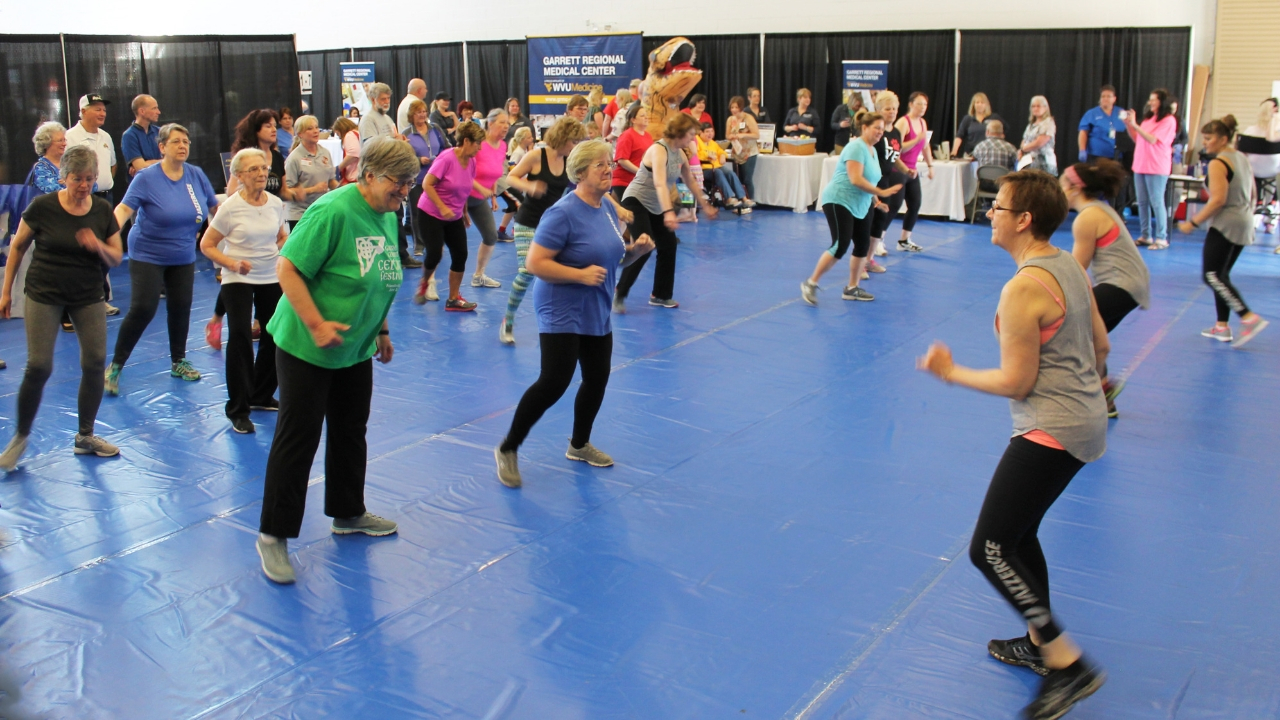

{"left": 501, "top": 332, "right": 613, "bottom": 452}
{"left": 112, "top": 260, "right": 194, "bottom": 365}
{"left": 616, "top": 197, "right": 679, "bottom": 301}
{"left": 1202, "top": 227, "right": 1250, "bottom": 323}
{"left": 969, "top": 436, "right": 1085, "bottom": 644}
{"left": 259, "top": 349, "right": 373, "bottom": 539}
{"left": 219, "top": 282, "right": 281, "bottom": 420}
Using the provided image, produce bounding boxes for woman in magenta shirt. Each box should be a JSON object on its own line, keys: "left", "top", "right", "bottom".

{"left": 1125, "top": 88, "right": 1178, "bottom": 249}
{"left": 467, "top": 109, "right": 510, "bottom": 289}
{"left": 413, "top": 122, "right": 491, "bottom": 311}
{"left": 612, "top": 105, "right": 653, "bottom": 200}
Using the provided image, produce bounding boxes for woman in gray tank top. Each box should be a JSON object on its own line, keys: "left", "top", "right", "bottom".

{"left": 1061, "top": 158, "right": 1151, "bottom": 418}
{"left": 919, "top": 170, "right": 1108, "bottom": 719}
{"left": 1179, "top": 116, "right": 1269, "bottom": 348}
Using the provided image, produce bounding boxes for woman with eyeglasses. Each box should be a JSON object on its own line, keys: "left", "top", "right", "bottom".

{"left": 919, "top": 170, "right": 1108, "bottom": 720}
{"left": 105, "top": 123, "right": 218, "bottom": 394}
{"left": 0, "top": 145, "right": 124, "bottom": 469}
{"left": 493, "top": 140, "right": 654, "bottom": 488}
{"left": 200, "top": 148, "right": 290, "bottom": 434}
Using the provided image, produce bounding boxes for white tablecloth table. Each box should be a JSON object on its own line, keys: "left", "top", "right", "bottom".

{"left": 818, "top": 157, "right": 978, "bottom": 221}
{"left": 318, "top": 137, "right": 344, "bottom": 173}
{"left": 751, "top": 153, "right": 829, "bottom": 213}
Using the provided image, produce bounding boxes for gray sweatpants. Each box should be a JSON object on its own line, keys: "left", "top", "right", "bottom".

{"left": 18, "top": 299, "right": 107, "bottom": 436}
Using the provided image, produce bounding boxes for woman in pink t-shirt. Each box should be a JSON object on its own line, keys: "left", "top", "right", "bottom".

{"left": 413, "top": 122, "right": 491, "bottom": 311}
{"left": 468, "top": 109, "right": 511, "bottom": 289}
{"left": 1125, "top": 88, "right": 1178, "bottom": 249}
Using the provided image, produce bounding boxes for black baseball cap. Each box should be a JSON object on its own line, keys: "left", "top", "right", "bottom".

{"left": 79, "top": 93, "right": 110, "bottom": 109}
{"left": 434, "top": 92, "right": 451, "bottom": 101}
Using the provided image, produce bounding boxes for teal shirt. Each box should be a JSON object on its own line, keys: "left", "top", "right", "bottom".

{"left": 267, "top": 184, "right": 403, "bottom": 369}
{"left": 820, "top": 138, "right": 881, "bottom": 219}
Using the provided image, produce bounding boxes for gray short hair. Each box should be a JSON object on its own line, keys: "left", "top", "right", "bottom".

{"left": 357, "top": 137, "right": 420, "bottom": 185}
{"left": 566, "top": 139, "right": 611, "bottom": 183}
{"left": 369, "top": 83, "right": 392, "bottom": 101}
{"left": 158, "top": 123, "right": 190, "bottom": 144}
{"left": 61, "top": 145, "right": 99, "bottom": 181}
{"left": 33, "top": 121, "right": 66, "bottom": 156}
{"left": 230, "top": 148, "right": 268, "bottom": 174}
{"left": 486, "top": 109, "right": 508, "bottom": 124}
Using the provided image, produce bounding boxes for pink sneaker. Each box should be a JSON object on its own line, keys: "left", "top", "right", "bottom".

{"left": 1232, "top": 315, "right": 1269, "bottom": 348}
{"left": 205, "top": 319, "right": 222, "bottom": 350}
{"left": 866, "top": 259, "right": 886, "bottom": 273}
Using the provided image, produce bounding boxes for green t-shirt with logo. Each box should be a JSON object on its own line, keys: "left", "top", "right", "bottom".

{"left": 267, "top": 184, "right": 403, "bottom": 369}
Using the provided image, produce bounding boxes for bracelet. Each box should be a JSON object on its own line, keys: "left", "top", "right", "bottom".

{"left": 1190, "top": 219, "right": 1200, "bottom": 228}
{"left": 662, "top": 209, "right": 675, "bottom": 215}
{"left": 378, "top": 329, "right": 390, "bottom": 336}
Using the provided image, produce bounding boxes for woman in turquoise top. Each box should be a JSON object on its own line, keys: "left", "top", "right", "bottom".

{"left": 801, "top": 111, "right": 902, "bottom": 304}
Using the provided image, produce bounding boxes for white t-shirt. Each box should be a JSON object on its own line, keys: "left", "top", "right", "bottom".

{"left": 64, "top": 122, "right": 116, "bottom": 191}
{"left": 209, "top": 191, "right": 287, "bottom": 285}
{"left": 397, "top": 94, "right": 419, "bottom": 133}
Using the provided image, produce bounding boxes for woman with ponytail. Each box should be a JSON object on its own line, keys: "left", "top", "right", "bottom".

{"left": 1060, "top": 158, "right": 1151, "bottom": 417}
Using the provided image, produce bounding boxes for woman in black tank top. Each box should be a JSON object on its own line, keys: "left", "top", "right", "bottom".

{"left": 869, "top": 92, "right": 912, "bottom": 267}
{"left": 499, "top": 118, "right": 586, "bottom": 344}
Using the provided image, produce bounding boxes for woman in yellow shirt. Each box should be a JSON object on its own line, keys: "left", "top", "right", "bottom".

{"left": 695, "top": 123, "right": 749, "bottom": 210}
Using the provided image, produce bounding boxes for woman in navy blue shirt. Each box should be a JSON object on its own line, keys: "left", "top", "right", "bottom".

{"left": 493, "top": 140, "right": 654, "bottom": 488}
{"left": 106, "top": 124, "right": 217, "bottom": 394}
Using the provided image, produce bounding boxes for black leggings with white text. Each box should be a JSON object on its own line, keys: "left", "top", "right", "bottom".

{"left": 1202, "top": 227, "right": 1250, "bottom": 323}
{"left": 969, "top": 436, "right": 1086, "bottom": 644}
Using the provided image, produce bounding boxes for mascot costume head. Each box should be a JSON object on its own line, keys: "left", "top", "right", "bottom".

{"left": 642, "top": 37, "right": 702, "bottom": 140}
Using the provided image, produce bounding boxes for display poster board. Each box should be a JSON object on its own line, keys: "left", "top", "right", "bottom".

{"left": 340, "top": 62, "right": 376, "bottom": 119}
{"left": 842, "top": 61, "right": 888, "bottom": 91}
{"left": 526, "top": 33, "right": 643, "bottom": 125}
{"left": 757, "top": 123, "right": 776, "bottom": 154}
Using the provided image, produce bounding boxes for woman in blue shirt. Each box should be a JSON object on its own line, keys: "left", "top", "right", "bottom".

{"left": 106, "top": 124, "right": 218, "bottom": 393}
{"left": 493, "top": 140, "right": 654, "bottom": 489}
{"left": 801, "top": 111, "right": 902, "bottom": 304}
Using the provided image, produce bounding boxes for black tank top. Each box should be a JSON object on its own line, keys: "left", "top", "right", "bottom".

{"left": 513, "top": 147, "right": 570, "bottom": 228}
{"left": 876, "top": 128, "right": 902, "bottom": 179}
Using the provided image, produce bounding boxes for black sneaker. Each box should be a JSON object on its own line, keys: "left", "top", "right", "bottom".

{"left": 231, "top": 416, "right": 255, "bottom": 434}
{"left": 988, "top": 635, "right": 1049, "bottom": 676}
{"left": 251, "top": 399, "right": 279, "bottom": 411}
{"left": 1023, "top": 658, "right": 1106, "bottom": 720}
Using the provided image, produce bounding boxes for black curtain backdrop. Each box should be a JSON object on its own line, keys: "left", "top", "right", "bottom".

{"left": 354, "top": 44, "right": 465, "bottom": 114}
{"left": 468, "top": 41, "right": 528, "bottom": 117}
{"left": 63, "top": 36, "right": 146, "bottom": 196}
{"left": 298, "top": 49, "right": 349, "bottom": 128}
{"left": 220, "top": 38, "right": 301, "bottom": 130}
{"left": 958, "top": 27, "right": 1191, "bottom": 169}
{"left": 762, "top": 34, "right": 835, "bottom": 149}
{"left": 824, "top": 31, "right": 957, "bottom": 153}
{"left": 645, "top": 35, "right": 761, "bottom": 136}
{"left": 0, "top": 35, "right": 67, "bottom": 185}
{"left": 141, "top": 39, "right": 225, "bottom": 192}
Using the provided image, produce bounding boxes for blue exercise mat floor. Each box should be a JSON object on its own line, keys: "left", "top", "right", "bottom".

{"left": 0, "top": 206, "right": 1277, "bottom": 719}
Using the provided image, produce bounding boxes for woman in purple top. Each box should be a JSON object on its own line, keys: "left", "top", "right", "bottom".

{"left": 412, "top": 122, "right": 491, "bottom": 311}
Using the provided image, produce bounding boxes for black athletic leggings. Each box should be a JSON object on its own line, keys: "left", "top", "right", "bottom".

{"left": 112, "top": 260, "right": 194, "bottom": 365}
{"left": 616, "top": 197, "right": 680, "bottom": 301}
{"left": 822, "top": 203, "right": 872, "bottom": 260}
{"left": 1202, "top": 228, "right": 1250, "bottom": 323}
{"left": 871, "top": 172, "right": 920, "bottom": 237}
{"left": 416, "top": 207, "right": 469, "bottom": 274}
{"left": 501, "top": 333, "right": 613, "bottom": 452}
{"left": 970, "top": 436, "right": 1085, "bottom": 644}
{"left": 1092, "top": 283, "right": 1139, "bottom": 333}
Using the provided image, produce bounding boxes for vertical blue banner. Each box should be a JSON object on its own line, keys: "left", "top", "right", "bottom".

{"left": 340, "top": 62, "right": 377, "bottom": 118}
{"left": 527, "top": 34, "right": 643, "bottom": 115}
{"left": 842, "top": 61, "right": 889, "bottom": 91}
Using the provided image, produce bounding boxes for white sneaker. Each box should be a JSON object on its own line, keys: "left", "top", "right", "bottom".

{"left": 499, "top": 320, "right": 515, "bottom": 345}
{"left": 0, "top": 434, "right": 28, "bottom": 471}
{"left": 425, "top": 277, "right": 439, "bottom": 301}
{"left": 471, "top": 274, "right": 501, "bottom": 288}
{"left": 874, "top": 242, "right": 888, "bottom": 257}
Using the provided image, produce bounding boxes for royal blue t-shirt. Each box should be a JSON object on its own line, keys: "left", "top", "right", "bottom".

{"left": 1078, "top": 106, "right": 1126, "bottom": 159}
{"left": 531, "top": 193, "right": 626, "bottom": 336}
{"left": 121, "top": 163, "right": 218, "bottom": 265}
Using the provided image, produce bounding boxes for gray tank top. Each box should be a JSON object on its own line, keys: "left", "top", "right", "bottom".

{"left": 1008, "top": 250, "right": 1108, "bottom": 463}
{"left": 623, "top": 140, "right": 685, "bottom": 215}
{"left": 1081, "top": 200, "right": 1151, "bottom": 309}
{"left": 1209, "top": 149, "right": 1255, "bottom": 247}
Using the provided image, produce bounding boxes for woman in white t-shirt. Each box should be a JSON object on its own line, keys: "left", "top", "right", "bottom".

{"left": 199, "top": 148, "right": 290, "bottom": 434}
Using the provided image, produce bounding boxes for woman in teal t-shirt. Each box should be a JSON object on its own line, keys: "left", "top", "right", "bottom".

{"left": 801, "top": 112, "right": 902, "bottom": 305}
{"left": 254, "top": 137, "right": 419, "bottom": 586}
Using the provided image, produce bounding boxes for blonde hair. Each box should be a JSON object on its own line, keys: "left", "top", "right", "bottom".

{"left": 509, "top": 127, "right": 533, "bottom": 153}
{"left": 1028, "top": 95, "right": 1052, "bottom": 124}
{"left": 796, "top": 88, "right": 812, "bottom": 101}
{"left": 289, "top": 115, "right": 318, "bottom": 152}
{"left": 588, "top": 88, "right": 604, "bottom": 106}
{"left": 967, "top": 92, "right": 991, "bottom": 118}
{"left": 566, "top": 139, "right": 611, "bottom": 182}
{"left": 874, "top": 91, "right": 900, "bottom": 111}
{"left": 543, "top": 116, "right": 588, "bottom": 150}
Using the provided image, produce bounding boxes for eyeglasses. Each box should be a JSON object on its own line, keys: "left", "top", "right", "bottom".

{"left": 381, "top": 176, "right": 417, "bottom": 192}
{"left": 240, "top": 165, "right": 269, "bottom": 174}
{"left": 590, "top": 160, "right": 616, "bottom": 171}
{"left": 989, "top": 203, "right": 1027, "bottom": 215}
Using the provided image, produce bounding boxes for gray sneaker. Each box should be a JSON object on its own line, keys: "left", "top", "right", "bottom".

{"left": 74, "top": 434, "right": 119, "bottom": 457}
{"left": 331, "top": 512, "right": 398, "bottom": 536}
{"left": 471, "top": 274, "right": 502, "bottom": 288}
{"left": 256, "top": 536, "right": 296, "bottom": 584}
{"left": 842, "top": 286, "right": 875, "bottom": 302}
{"left": 612, "top": 294, "right": 626, "bottom": 314}
{"left": 0, "top": 434, "right": 29, "bottom": 471}
{"left": 801, "top": 280, "right": 819, "bottom": 306}
{"left": 565, "top": 442, "right": 614, "bottom": 467}
{"left": 495, "top": 446, "right": 522, "bottom": 488}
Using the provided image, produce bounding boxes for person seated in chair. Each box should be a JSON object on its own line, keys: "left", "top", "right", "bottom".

{"left": 973, "top": 120, "right": 1018, "bottom": 172}
{"left": 695, "top": 123, "right": 749, "bottom": 211}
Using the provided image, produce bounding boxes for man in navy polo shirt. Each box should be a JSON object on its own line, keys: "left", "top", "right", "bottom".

{"left": 121, "top": 94, "right": 162, "bottom": 176}
{"left": 1076, "top": 85, "right": 1127, "bottom": 163}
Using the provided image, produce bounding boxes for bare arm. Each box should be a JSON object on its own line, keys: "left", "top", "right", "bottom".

{"left": 505, "top": 149, "right": 543, "bottom": 196}
{"left": 1185, "top": 159, "right": 1230, "bottom": 225}
{"left": 1069, "top": 209, "right": 1102, "bottom": 270}
{"left": 897, "top": 118, "right": 924, "bottom": 151}
{"left": 649, "top": 145, "right": 673, "bottom": 214}
{"left": 525, "top": 242, "right": 605, "bottom": 285}
{"left": 113, "top": 203, "right": 135, "bottom": 230}
{"left": 1077, "top": 130, "right": 1090, "bottom": 154}
{"left": 276, "top": 256, "right": 348, "bottom": 348}
{"left": 199, "top": 226, "right": 247, "bottom": 274}
{"left": 422, "top": 173, "right": 455, "bottom": 219}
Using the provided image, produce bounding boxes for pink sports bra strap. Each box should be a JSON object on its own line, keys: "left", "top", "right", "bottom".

{"left": 1016, "top": 268, "right": 1066, "bottom": 313}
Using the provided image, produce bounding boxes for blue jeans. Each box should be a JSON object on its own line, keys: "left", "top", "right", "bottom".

{"left": 711, "top": 167, "right": 745, "bottom": 199}
{"left": 739, "top": 155, "right": 758, "bottom": 199}
{"left": 1134, "top": 172, "right": 1169, "bottom": 240}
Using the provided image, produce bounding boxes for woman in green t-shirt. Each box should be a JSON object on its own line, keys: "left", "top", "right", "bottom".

{"left": 255, "top": 137, "right": 419, "bottom": 585}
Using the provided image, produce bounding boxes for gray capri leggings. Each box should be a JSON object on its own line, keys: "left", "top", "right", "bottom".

{"left": 466, "top": 196, "right": 498, "bottom": 247}
{"left": 18, "top": 299, "right": 107, "bottom": 436}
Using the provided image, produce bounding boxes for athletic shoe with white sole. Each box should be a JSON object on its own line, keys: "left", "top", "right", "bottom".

{"left": 499, "top": 320, "right": 515, "bottom": 345}
{"left": 74, "top": 434, "right": 119, "bottom": 457}
{"left": 988, "top": 635, "right": 1049, "bottom": 676}
{"left": 1232, "top": 315, "right": 1269, "bottom": 348}
{"left": 649, "top": 297, "right": 679, "bottom": 309}
{"left": 1023, "top": 657, "right": 1106, "bottom": 720}
{"left": 1201, "top": 325, "right": 1233, "bottom": 342}
{"left": 801, "top": 280, "right": 819, "bottom": 306}
{"left": 256, "top": 536, "right": 295, "bottom": 584}
{"left": 495, "top": 446, "right": 522, "bottom": 488}
{"left": 898, "top": 239, "right": 924, "bottom": 252}
{"left": 842, "top": 286, "right": 875, "bottom": 301}
{"left": 471, "top": 274, "right": 501, "bottom": 288}
{"left": 331, "top": 512, "right": 398, "bottom": 536}
{"left": 565, "top": 442, "right": 614, "bottom": 467}
{"left": 0, "top": 434, "right": 29, "bottom": 471}
{"left": 104, "top": 363, "right": 122, "bottom": 395}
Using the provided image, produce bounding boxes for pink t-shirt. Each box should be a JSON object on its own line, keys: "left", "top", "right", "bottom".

{"left": 419, "top": 148, "right": 476, "bottom": 220}
{"left": 1131, "top": 115, "right": 1177, "bottom": 176}
{"left": 340, "top": 131, "right": 360, "bottom": 184}
{"left": 470, "top": 139, "right": 507, "bottom": 199}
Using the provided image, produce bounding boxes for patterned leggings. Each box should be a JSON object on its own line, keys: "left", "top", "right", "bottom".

{"left": 503, "top": 223, "right": 536, "bottom": 327}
